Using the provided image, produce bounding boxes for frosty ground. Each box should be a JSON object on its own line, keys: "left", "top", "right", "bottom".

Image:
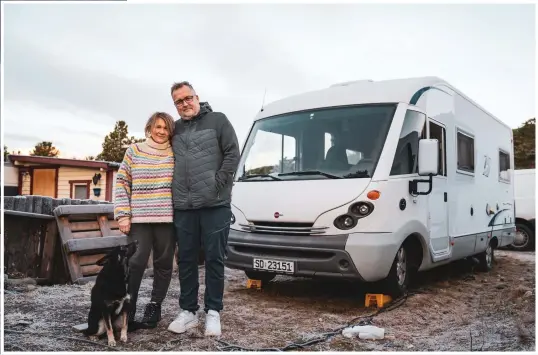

{"left": 4, "top": 249, "right": 535, "bottom": 352}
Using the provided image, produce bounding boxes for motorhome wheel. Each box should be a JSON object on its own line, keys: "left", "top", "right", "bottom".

{"left": 476, "top": 242, "right": 494, "bottom": 272}
{"left": 245, "top": 271, "right": 276, "bottom": 283}
{"left": 384, "top": 245, "right": 409, "bottom": 297}
{"left": 512, "top": 223, "right": 534, "bottom": 251}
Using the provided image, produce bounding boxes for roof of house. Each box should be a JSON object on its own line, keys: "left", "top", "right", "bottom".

{"left": 8, "top": 155, "right": 121, "bottom": 170}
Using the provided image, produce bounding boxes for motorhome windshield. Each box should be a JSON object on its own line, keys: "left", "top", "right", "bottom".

{"left": 237, "top": 104, "right": 396, "bottom": 181}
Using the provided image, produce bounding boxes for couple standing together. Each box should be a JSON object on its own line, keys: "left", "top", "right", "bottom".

{"left": 114, "top": 81, "right": 240, "bottom": 337}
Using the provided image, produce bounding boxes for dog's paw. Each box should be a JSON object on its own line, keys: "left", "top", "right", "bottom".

{"left": 120, "top": 333, "right": 128, "bottom": 343}
{"left": 108, "top": 339, "right": 117, "bottom": 347}
{"left": 89, "top": 336, "right": 99, "bottom": 342}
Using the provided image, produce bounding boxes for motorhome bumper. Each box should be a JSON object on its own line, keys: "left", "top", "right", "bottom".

{"left": 225, "top": 229, "right": 365, "bottom": 281}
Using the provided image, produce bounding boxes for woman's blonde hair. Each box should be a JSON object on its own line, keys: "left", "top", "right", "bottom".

{"left": 145, "top": 112, "right": 175, "bottom": 139}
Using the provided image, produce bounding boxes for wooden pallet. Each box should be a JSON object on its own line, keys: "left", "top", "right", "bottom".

{"left": 53, "top": 204, "right": 143, "bottom": 284}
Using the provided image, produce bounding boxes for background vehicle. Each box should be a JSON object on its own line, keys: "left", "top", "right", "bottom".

{"left": 512, "top": 169, "right": 535, "bottom": 250}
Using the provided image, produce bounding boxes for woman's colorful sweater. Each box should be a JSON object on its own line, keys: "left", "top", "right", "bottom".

{"left": 114, "top": 138, "right": 174, "bottom": 223}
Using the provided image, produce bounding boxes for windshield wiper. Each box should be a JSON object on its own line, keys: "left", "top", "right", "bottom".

{"left": 343, "top": 170, "right": 370, "bottom": 179}
{"left": 278, "top": 170, "right": 342, "bottom": 179}
{"left": 238, "top": 174, "right": 282, "bottom": 181}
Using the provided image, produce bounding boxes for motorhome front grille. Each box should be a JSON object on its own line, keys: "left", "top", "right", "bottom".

{"left": 233, "top": 245, "right": 334, "bottom": 259}
{"left": 238, "top": 221, "right": 328, "bottom": 235}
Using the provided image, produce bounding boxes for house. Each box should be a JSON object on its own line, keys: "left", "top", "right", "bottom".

{"left": 7, "top": 155, "right": 120, "bottom": 202}
{"left": 4, "top": 161, "right": 19, "bottom": 197}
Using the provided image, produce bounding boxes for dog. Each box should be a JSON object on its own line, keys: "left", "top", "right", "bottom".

{"left": 82, "top": 241, "right": 138, "bottom": 346}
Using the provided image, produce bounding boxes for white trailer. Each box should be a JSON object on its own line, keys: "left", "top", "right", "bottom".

{"left": 225, "top": 76, "right": 516, "bottom": 296}
{"left": 512, "top": 168, "right": 535, "bottom": 250}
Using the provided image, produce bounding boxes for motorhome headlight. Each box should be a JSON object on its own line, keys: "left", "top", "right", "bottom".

{"left": 334, "top": 214, "right": 357, "bottom": 230}
{"left": 350, "top": 201, "right": 374, "bottom": 217}
{"left": 231, "top": 213, "right": 236, "bottom": 225}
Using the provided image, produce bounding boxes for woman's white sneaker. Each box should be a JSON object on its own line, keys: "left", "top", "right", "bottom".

{"left": 167, "top": 310, "right": 199, "bottom": 334}
{"left": 204, "top": 310, "right": 221, "bottom": 336}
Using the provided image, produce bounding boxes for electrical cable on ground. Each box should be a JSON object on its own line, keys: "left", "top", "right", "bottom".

{"left": 215, "top": 291, "right": 415, "bottom": 352}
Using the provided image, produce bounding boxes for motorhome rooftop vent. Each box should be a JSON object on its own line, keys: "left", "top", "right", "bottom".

{"left": 330, "top": 79, "right": 374, "bottom": 88}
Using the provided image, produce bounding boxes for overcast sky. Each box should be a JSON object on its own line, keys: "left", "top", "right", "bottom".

{"left": 3, "top": 3, "right": 535, "bottom": 159}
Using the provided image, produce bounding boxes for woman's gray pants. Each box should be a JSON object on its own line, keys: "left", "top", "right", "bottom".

{"left": 127, "top": 223, "right": 175, "bottom": 313}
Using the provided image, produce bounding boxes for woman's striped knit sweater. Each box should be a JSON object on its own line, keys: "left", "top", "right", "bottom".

{"left": 114, "top": 138, "right": 174, "bottom": 224}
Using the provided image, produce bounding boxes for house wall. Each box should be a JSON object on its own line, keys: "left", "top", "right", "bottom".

{"left": 110, "top": 170, "right": 118, "bottom": 202}
{"left": 21, "top": 172, "right": 31, "bottom": 195}
{"left": 3, "top": 163, "right": 19, "bottom": 186}
{"left": 57, "top": 167, "right": 108, "bottom": 201}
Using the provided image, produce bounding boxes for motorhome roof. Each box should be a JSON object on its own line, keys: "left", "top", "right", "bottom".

{"left": 256, "top": 76, "right": 444, "bottom": 119}
{"left": 255, "top": 76, "right": 509, "bottom": 129}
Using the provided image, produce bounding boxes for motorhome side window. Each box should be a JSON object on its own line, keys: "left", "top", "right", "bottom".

{"left": 390, "top": 110, "right": 426, "bottom": 176}
{"left": 499, "top": 149, "right": 510, "bottom": 182}
{"left": 456, "top": 130, "right": 475, "bottom": 173}
{"left": 429, "top": 121, "right": 447, "bottom": 176}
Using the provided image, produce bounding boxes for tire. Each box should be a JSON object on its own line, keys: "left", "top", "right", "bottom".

{"left": 512, "top": 223, "right": 534, "bottom": 251}
{"left": 476, "top": 242, "right": 494, "bottom": 272}
{"left": 383, "top": 244, "right": 410, "bottom": 298}
{"left": 245, "top": 270, "right": 276, "bottom": 283}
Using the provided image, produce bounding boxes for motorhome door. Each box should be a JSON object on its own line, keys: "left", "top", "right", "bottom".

{"left": 428, "top": 118, "right": 450, "bottom": 260}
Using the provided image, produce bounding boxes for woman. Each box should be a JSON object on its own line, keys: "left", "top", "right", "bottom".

{"left": 114, "top": 112, "right": 176, "bottom": 329}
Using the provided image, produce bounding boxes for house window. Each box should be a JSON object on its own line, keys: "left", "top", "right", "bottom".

{"left": 457, "top": 130, "right": 475, "bottom": 174}
{"left": 499, "top": 150, "right": 511, "bottom": 182}
{"left": 69, "top": 180, "right": 90, "bottom": 199}
{"left": 74, "top": 185, "right": 88, "bottom": 199}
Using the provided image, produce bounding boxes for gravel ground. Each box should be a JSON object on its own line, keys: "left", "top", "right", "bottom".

{"left": 3, "top": 249, "right": 535, "bottom": 352}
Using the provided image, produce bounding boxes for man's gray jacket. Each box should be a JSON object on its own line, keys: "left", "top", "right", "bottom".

{"left": 171, "top": 102, "right": 241, "bottom": 210}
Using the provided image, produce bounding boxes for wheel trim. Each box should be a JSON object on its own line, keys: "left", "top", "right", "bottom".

{"left": 514, "top": 228, "right": 530, "bottom": 247}
{"left": 396, "top": 247, "right": 407, "bottom": 286}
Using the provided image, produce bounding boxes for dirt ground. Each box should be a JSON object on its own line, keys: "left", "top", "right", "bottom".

{"left": 3, "top": 249, "right": 535, "bottom": 352}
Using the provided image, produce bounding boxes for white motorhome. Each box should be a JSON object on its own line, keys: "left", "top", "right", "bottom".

{"left": 225, "top": 77, "right": 516, "bottom": 296}
{"left": 512, "top": 169, "right": 535, "bottom": 250}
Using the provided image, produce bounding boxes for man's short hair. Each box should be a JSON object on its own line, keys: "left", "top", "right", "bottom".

{"left": 170, "top": 81, "right": 195, "bottom": 95}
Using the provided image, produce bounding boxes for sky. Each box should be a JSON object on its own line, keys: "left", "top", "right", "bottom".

{"left": 2, "top": 3, "right": 536, "bottom": 159}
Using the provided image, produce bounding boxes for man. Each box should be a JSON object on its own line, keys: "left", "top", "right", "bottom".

{"left": 167, "top": 81, "right": 240, "bottom": 337}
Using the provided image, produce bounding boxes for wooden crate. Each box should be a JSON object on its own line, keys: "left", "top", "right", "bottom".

{"left": 54, "top": 204, "right": 185, "bottom": 284}
{"left": 54, "top": 204, "right": 131, "bottom": 284}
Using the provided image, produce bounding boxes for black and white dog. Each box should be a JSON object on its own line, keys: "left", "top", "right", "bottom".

{"left": 82, "top": 241, "right": 137, "bottom": 346}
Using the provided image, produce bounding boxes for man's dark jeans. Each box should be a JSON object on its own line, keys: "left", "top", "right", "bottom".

{"left": 174, "top": 204, "right": 231, "bottom": 313}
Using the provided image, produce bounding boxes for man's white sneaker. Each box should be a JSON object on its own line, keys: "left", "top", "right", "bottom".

{"left": 167, "top": 310, "right": 199, "bottom": 334}
{"left": 204, "top": 310, "right": 221, "bottom": 336}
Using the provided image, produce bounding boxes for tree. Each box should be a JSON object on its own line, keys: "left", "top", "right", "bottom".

{"left": 30, "top": 141, "right": 60, "bottom": 157}
{"left": 513, "top": 118, "right": 535, "bottom": 169}
{"left": 85, "top": 156, "right": 96, "bottom": 161}
{"left": 4, "top": 145, "right": 9, "bottom": 161}
{"left": 96, "top": 120, "right": 144, "bottom": 163}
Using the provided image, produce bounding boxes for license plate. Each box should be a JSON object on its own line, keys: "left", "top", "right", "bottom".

{"left": 253, "top": 258, "right": 294, "bottom": 274}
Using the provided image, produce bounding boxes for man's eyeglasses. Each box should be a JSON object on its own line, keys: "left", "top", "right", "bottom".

{"left": 174, "top": 96, "right": 194, "bottom": 107}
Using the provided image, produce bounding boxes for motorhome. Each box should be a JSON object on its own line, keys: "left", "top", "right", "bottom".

{"left": 225, "top": 76, "right": 516, "bottom": 296}
{"left": 512, "top": 168, "right": 535, "bottom": 250}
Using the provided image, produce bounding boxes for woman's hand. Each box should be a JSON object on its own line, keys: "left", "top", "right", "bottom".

{"left": 119, "top": 218, "right": 131, "bottom": 235}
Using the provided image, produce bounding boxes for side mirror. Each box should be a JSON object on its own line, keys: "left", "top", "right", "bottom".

{"left": 409, "top": 139, "right": 439, "bottom": 196}
{"left": 418, "top": 139, "right": 439, "bottom": 176}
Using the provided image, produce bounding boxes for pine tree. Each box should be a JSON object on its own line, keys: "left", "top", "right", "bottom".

{"left": 30, "top": 141, "right": 60, "bottom": 157}
{"left": 513, "top": 118, "right": 535, "bottom": 169}
{"left": 96, "top": 121, "right": 144, "bottom": 162}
